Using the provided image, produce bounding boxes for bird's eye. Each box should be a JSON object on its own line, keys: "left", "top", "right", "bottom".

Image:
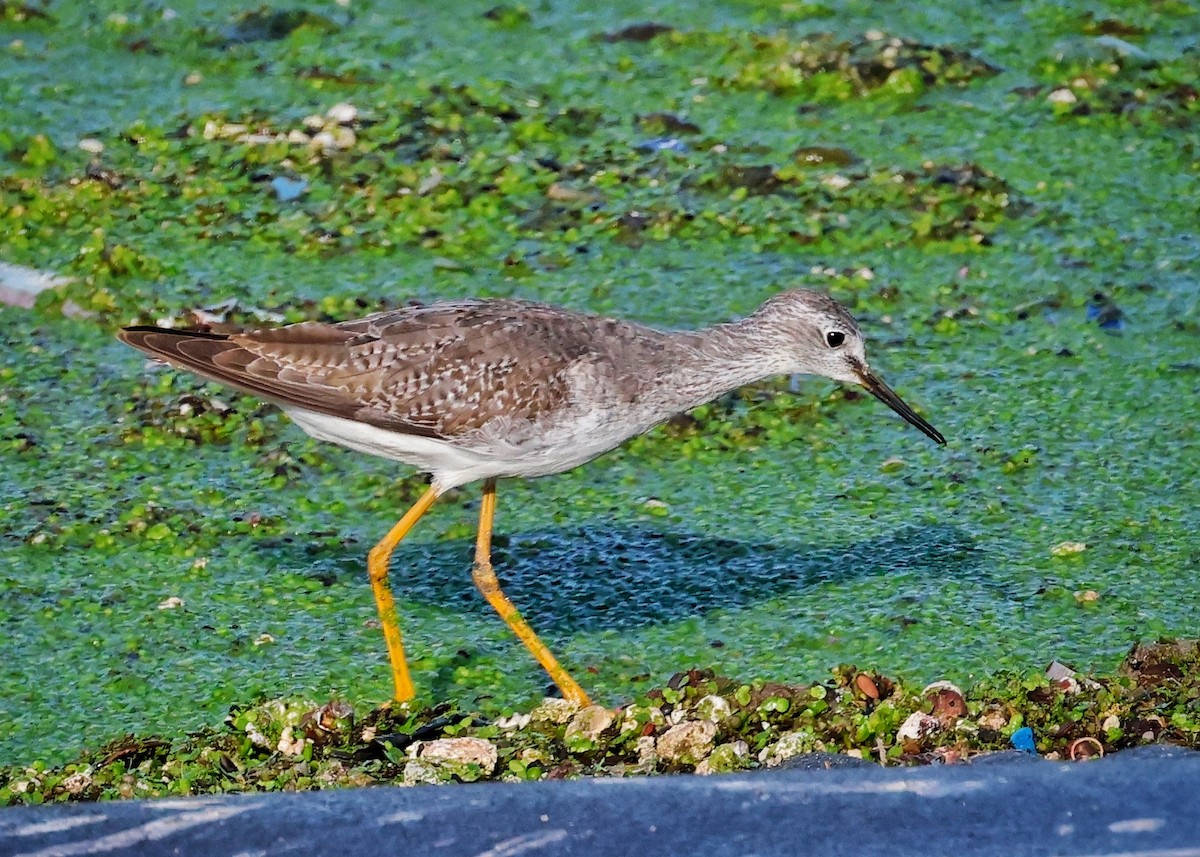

{"left": 826, "top": 330, "right": 846, "bottom": 348}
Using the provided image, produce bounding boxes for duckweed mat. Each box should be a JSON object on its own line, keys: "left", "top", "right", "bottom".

{"left": 1, "top": 0, "right": 1197, "bottom": 768}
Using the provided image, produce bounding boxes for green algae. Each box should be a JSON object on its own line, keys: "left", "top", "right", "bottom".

{"left": 1, "top": 0, "right": 1199, "bottom": 769}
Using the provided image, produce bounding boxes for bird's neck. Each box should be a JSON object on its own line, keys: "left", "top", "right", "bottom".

{"left": 661, "top": 316, "right": 789, "bottom": 412}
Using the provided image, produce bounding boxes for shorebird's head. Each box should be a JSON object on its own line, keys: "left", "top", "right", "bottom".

{"left": 755, "top": 289, "right": 946, "bottom": 445}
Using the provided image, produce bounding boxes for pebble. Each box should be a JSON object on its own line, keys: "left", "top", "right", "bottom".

{"left": 530, "top": 697, "right": 580, "bottom": 724}
{"left": 897, "top": 711, "right": 941, "bottom": 742}
{"left": 416, "top": 737, "right": 498, "bottom": 773}
{"left": 565, "top": 705, "right": 615, "bottom": 742}
{"left": 760, "top": 730, "right": 817, "bottom": 767}
{"left": 656, "top": 721, "right": 716, "bottom": 765}
{"left": 326, "top": 102, "right": 358, "bottom": 124}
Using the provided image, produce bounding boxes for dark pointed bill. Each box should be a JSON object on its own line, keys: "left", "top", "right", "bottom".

{"left": 855, "top": 367, "right": 946, "bottom": 445}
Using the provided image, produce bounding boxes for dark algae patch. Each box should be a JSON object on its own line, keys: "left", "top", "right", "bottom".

{"left": 2, "top": 0, "right": 1199, "bottom": 771}
{"left": 5, "top": 641, "right": 1200, "bottom": 804}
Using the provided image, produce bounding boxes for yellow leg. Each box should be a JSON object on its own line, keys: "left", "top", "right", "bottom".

{"left": 471, "top": 478, "right": 592, "bottom": 707}
{"left": 368, "top": 484, "right": 440, "bottom": 702}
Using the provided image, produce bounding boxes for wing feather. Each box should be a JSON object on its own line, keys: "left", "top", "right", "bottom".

{"left": 117, "top": 299, "right": 635, "bottom": 440}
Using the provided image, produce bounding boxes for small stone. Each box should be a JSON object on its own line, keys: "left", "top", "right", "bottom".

{"left": 634, "top": 734, "right": 658, "bottom": 768}
{"left": 530, "top": 697, "right": 579, "bottom": 724}
{"left": 1048, "top": 88, "right": 1077, "bottom": 105}
{"left": 402, "top": 758, "right": 443, "bottom": 786}
{"left": 760, "top": 730, "right": 817, "bottom": 767}
{"left": 565, "top": 705, "right": 614, "bottom": 742}
{"left": 310, "top": 130, "right": 336, "bottom": 150}
{"left": 517, "top": 747, "right": 550, "bottom": 764}
{"left": 243, "top": 722, "right": 270, "bottom": 749}
{"left": 276, "top": 726, "right": 308, "bottom": 756}
{"left": 978, "top": 705, "right": 1008, "bottom": 730}
{"left": 314, "top": 760, "right": 350, "bottom": 786}
{"left": 420, "top": 737, "right": 497, "bottom": 772}
{"left": 1074, "top": 589, "right": 1100, "bottom": 604}
{"left": 656, "top": 721, "right": 716, "bottom": 765}
{"left": 1102, "top": 714, "right": 1120, "bottom": 732}
{"left": 61, "top": 771, "right": 92, "bottom": 795}
{"left": 695, "top": 741, "right": 749, "bottom": 775}
{"left": 406, "top": 737, "right": 498, "bottom": 783}
{"left": 693, "top": 694, "right": 731, "bottom": 723}
{"left": 619, "top": 704, "right": 665, "bottom": 738}
{"left": 326, "top": 102, "right": 358, "bottom": 124}
{"left": 78, "top": 138, "right": 104, "bottom": 154}
{"left": 495, "top": 712, "right": 532, "bottom": 730}
{"left": 897, "top": 712, "right": 940, "bottom": 743}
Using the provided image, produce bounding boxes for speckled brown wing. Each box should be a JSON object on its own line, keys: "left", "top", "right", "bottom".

{"left": 118, "top": 300, "right": 603, "bottom": 440}
{"left": 326, "top": 300, "right": 609, "bottom": 435}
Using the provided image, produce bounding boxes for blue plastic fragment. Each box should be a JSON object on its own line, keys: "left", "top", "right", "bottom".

{"left": 1010, "top": 727, "right": 1037, "bottom": 755}
{"left": 270, "top": 176, "right": 308, "bottom": 202}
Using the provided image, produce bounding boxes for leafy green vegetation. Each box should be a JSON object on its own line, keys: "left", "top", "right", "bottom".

{"left": 6, "top": 641, "right": 1200, "bottom": 804}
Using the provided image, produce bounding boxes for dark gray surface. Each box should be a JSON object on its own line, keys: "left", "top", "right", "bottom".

{"left": 3, "top": 746, "right": 1199, "bottom": 857}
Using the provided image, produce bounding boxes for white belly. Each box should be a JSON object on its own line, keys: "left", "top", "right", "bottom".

{"left": 282, "top": 405, "right": 649, "bottom": 493}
